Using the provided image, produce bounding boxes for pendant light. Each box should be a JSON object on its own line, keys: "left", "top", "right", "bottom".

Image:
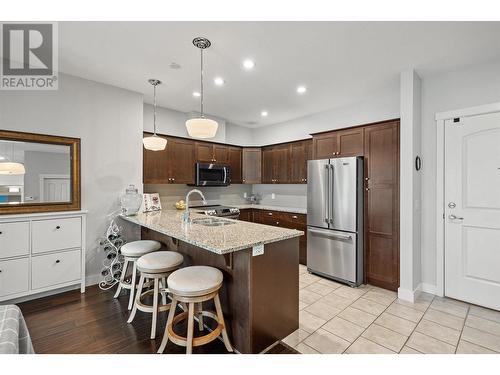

{"left": 143, "top": 79, "right": 167, "bottom": 151}
{"left": 0, "top": 143, "right": 25, "bottom": 175}
{"left": 185, "top": 37, "right": 218, "bottom": 139}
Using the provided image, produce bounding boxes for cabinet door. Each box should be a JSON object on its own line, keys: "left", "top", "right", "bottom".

{"left": 261, "top": 147, "right": 275, "bottom": 183}
{"left": 313, "top": 132, "right": 338, "bottom": 159}
{"left": 195, "top": 142, "right": 214, "bottom": 162}
{"left": 238, "top": 209, "right": 252, "bottom": 222}
{"left": 143, "top": 134, "right": 169, "bottom": 184}
{"left": 290, "top": 141, "right": 308, "bottom": 183}
{"left": 214, "top": 145, "right": 229, "bottom": 164}
{"left": 169, "top": 138, "right": 195, "bottom": 184}
{"left": 242, "top": 148, "right": 261, "bottom": 184}
{"left": 364, "top": 121, "right": 399, "bottom": 291}
{"left": 338, "top": 128, "right": 364, "bottom": 157}
{"left": 0, "top": 257, "right": 29, "bottom": 298}
{"left": 228, "top": 147, "right": 242, "bottom": 183}
{"left": 273, "top": 145, "right": 290, "bottom": 183}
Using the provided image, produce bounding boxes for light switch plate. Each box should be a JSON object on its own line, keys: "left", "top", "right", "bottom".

{"left": 252, "top": 243, "right": 264, "bottom": 256}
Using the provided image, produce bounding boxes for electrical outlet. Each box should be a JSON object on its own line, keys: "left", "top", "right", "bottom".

{"left": 243, "top": 192, "right": 247, "bottom": 198}
{"left": 271, "top": 193, "right": 275, "bottom": 200}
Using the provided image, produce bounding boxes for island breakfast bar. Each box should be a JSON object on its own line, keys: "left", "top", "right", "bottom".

{"left": 121, "top": 210, "right": 303, "bottom": 354}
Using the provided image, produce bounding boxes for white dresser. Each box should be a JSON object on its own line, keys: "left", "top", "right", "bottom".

{"left": 0, "top": 211, "right": 86, "bottom": 302}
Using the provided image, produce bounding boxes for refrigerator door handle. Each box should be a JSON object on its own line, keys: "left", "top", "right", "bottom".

{"left": 329, "top": 164, "right": 334, "bottom": 224}
{"left": 308, "top": 227, "right": 352, "bottom": 241}
{"left": 324, "top": 164, "right": 330, "bottom": 223}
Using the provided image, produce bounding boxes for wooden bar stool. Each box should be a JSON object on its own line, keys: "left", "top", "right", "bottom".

{"left": 127, "top": 251, "right": 184, "bottom": 339}
{"left": 157, "top": 265, "right": 233, "bottom": 354}
{"left": 114, "top": 240, "right": 161, "bottom": 310}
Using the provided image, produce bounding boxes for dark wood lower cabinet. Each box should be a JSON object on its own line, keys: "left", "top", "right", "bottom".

{"left": 239, "top": 209, "right": 307, "bottom": 265}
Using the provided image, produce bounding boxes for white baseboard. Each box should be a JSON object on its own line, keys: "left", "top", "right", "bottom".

{"left": 417, "top": 282, "right": 437, "bottom": 295}
{"left": 398, "top": 282, "right": 438, "bottom": 303}
{"left": 397, "top": 287, "right": 416, "bottom": 303}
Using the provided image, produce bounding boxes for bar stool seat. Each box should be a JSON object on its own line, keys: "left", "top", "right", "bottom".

{"left": 114, "top": 240, "right": 161, "bottom": 310}
{"left": 121, "top": 240, "right": 161, "bottom": 257}
{"left": 167, "top": 266, "right": 223, "bottom": 297}
{"left": 128, "top": 251, "right": 184, "bottom": 339}
{"left": 158, "top": 266, "right": 233, "bottom": 354}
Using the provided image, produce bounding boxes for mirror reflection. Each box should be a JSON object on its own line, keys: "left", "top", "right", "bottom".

{"left": 0, "top": 140, "right": 71, "bottom": 205}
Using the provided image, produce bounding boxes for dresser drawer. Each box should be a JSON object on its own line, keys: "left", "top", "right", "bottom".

{"left": 0, "top": 257, "right": 29, "bottom": 298}
{"left": 32, "top": 217, "right": 82, "bottom": 254}
{"left": 0, "top": 221, "right": 30, "bottom": 259}
{"left": 31, "top": 249, "right": 81, "bottom": 290}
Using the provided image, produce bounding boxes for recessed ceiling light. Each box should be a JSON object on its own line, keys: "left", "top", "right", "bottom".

{"left": 192, "top": 91, "right": 201, "bottom": 97}
{"left": 261, "top": 111, "right": 268, "bottom": 117}
{"left": 296, "top": 86, "right": 307, "bottom": 94}
{"left": 214, "top": 77, "right": 225, "bottom": 86}
{"left": 243, "top": 59, "right": 255, "bottom": 70}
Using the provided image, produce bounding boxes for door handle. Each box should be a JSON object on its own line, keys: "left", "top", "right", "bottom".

{"left": 329, "top": 164, "right": 334, "bottom": 224}
{"left": 308, "top": 228, "right": 352, "bottom": 240}
{"left": 448, "top": 214, "right": 464, "bottom": 220}
{"left": 324, "top": 165, "right": 330, "bottom": 223}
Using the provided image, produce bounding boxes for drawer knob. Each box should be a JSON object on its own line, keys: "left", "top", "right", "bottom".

{"left": 276, "top": 221, "right": 280, "bottom": 225}
{"left": 56, "top": 226, "right": 61, "bottom": 229}
{"left": 55, "top": 260, "right": 61, "bottom": 264}
{"left": 268, "top": 213, "right": 273, "bottom": 216}
{"left": 292, "top": 215, "right": 298, "bottom": 219}
{"left": 0, "top": 231, "right": 2, "bottom": 234}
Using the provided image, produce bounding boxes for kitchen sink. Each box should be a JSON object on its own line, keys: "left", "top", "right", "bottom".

{"left": 191, "top": 217, "right": 236, "bottom": 227}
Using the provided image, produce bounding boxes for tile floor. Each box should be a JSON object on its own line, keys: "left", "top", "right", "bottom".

{"left": 283, "top": 264, "right": 500, "bottom": 354}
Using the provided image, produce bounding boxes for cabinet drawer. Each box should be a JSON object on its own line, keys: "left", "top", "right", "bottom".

{"left": 260, "top": 213, "right": 283, "bottom": 227}
{"left": 280, "top": 212, "right": 307, "bottom": 226}
{"left": 0, "top": 221, "right": 30, "bottom": 259}
{"left": 0, "top": 257, "right": 29, "bottom": 298}
{"left": 31, "top": 249, "right": 81, "bottom": 290}
{"left": 32, "top": 217, "right": 81, "bottom": 254}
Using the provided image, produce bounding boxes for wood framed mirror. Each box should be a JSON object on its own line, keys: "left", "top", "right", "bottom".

{"left": 0, "top": 130, "right": 80, "bottom": 215}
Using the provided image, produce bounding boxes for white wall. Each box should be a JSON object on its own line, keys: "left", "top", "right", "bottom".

{"left": 0, "top": 73, "right": 144, "bottom": 283}
{"left": 420, "top": 59, "right": 500, "bottom": 289}
{"left": 252, "top": 83, "right": 400, "bottom": 145}
{"left": 399, "top": 70, "right": 423, "bottom": 301}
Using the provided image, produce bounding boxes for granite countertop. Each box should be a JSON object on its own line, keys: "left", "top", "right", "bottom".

{"left": 120, "top": 210, "right": 303, "bottom": 255}
{"left": 234, "top": 204, "right": 307, "bottom": 215}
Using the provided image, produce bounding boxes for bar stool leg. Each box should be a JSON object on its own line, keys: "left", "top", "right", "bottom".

{"left": 114, "top": 259, "right": 128, "bottom": 298}
{"left": 128, "top": 274, "right": 145, "bottom": 323}
{"left": 187, "top": 302, "right": 195, "bottom": 354}
{"left": 127, "top": 261, "right": 137, "bottom": 310}
{"left": 158, "top": 296, "right": 177, "bottom": 354}
{"left": 151, "top": 278, "right": 159, "bottom": 339}
{"left": 161, "top": 277, "right": 167, "bottom": 305}
{"left": 214, "top": 294, "right": 233, "bottom": 352}
{"left": 197, "top": 302, "right": 204, "bottom": 331}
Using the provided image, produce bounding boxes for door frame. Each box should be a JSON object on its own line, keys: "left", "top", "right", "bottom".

{"left": 435, "top": 101, "right": 500, "bottom": 298}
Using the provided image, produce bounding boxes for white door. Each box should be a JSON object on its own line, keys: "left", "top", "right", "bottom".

{"left": 42, "top": 177, "right": 70, "bottom": 202}
{"left": 445, "top": 111, "right": 500, "bottom": 310}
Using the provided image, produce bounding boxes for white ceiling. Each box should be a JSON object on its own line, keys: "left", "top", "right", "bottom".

{"left": 58, "top": 22, "right": 500, "bottom": 127}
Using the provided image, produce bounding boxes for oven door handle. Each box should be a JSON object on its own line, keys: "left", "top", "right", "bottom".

{"left": 223, "top": 166, "right": 227, "bottom": 184}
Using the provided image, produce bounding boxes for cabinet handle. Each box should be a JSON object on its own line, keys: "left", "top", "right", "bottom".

{"left": 292, "top": 215, "right": 298, "bottom": 219}
{"left": 268, "top": 213, "right": 273, "bottom": 216}
{"left": 56, "top": 226, "right": 61, "bottom": 230}
{"left": 276, "top": 221, "right": 280, "bottom": 225}
{"left": 55, "top": 260, "right": 61, "bottom": 264}
{"left": 365, "top": 177, "right": 370, "bottom": 181}
{"left": 365, "top": 188, "right": 370, "bottom": 191}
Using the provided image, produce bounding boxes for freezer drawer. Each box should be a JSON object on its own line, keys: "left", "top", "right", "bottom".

{"left": 307, "top": 226, "right": 357, "bottom": 283}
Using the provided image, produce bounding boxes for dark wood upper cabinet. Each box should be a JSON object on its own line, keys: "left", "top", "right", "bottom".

{"left": 195, "top": 142, "right": 214, "bottom": 163}
{"left": 290, "top": 140, "right": 312, "bottom": 183}
{"left": 228, "top": 147, "right": 242, "bottom": 183}
{"left": 313, "top": 132, "right": 338, "bottom": 159}
{"left": 262, "top": 145, "right": 290, "bottom": 184}
{"left": 273, "top": 144, "right": 290, "bottom": 183}
{"left": 214, "top": 144, "right": 229, "bottom": 164}
{"left": 337, "top": 128, "right": 364, "bottom": 157}
{"left": 143, "top": 134, "right": 169, "bottom": 184}
{"left": 242, "top": 148, "right": 261, "bottom": 184}
{"left": 168, "top": 137, "right": 195, "bottom": 184}
{"left": 364, "top": 121, "right": 399, "bottom": 291}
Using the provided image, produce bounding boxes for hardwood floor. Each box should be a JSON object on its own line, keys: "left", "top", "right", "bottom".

{"left": 18, "top": 285, "right": 230, "bottom": 354}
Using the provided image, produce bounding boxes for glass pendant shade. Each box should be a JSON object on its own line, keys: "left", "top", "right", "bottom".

{"left": 0, "top": 162, "right": 26, "bottom": 175}
{"left": 142, "top": 134, "right": 167, "bottom": 151}
{"left": 186, "top": 117, "right": 218, "bottom": 139}
{"left": 186, "top": 37, "right": 218, "bottom": 139}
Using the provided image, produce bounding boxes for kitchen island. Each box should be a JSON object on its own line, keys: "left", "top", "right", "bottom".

{"left": 121, "top": 210, "right": 302, "bottom": 354}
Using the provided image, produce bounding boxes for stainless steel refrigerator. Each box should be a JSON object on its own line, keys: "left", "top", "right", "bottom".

{"left": 307, "top": 156, "right": 364, "bottom": 286}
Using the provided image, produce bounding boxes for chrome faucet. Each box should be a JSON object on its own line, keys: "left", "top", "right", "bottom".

{"left": 182, "top": 189, "right": 207, "bottom": 223}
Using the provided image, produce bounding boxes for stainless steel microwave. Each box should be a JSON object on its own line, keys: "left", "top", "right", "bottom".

{"left": 195, "top": 163, "right": 231, "bottom": 186}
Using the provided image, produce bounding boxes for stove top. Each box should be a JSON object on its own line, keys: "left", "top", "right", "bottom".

{"left": 192, "top": 204, "right": 240, "bottom": 217}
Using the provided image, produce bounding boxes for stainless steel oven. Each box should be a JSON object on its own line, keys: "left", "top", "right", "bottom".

{"left": 195, "top": 163, "right": 231, "bottom": 186}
